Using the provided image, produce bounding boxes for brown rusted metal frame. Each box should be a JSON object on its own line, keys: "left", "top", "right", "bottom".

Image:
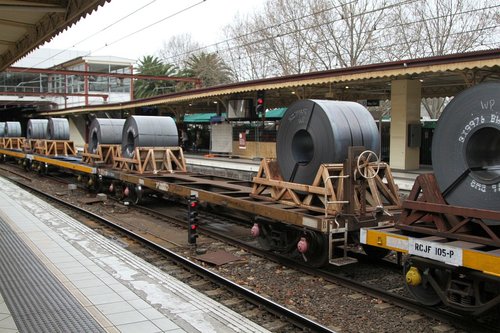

{"left": 0, "top": 137, "right": 25, "bottom": 150}
{"left": 397, "top": 173, "right": 500, "bottom": 247}
{"left": 250, "top": 147, "right": 401, "bottom": 219}
{"left": 33, "top": 139, "right": 77, "bottom": 157}
{"left": 112, "top": 147, "right": 187, "bottom": 174}
{"left": 81, "top": 144, "right": 120, "bottom": 165}
{"left": 110, "top": 170, "right": 327, "bottom": 233}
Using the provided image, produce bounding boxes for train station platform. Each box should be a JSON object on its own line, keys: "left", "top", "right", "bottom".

{"left": 0, "top": 176, "right": 270, "bottom": 333}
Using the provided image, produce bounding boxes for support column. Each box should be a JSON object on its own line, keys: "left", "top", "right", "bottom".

{"left": 68, "top": 116, "right": 85, "bottom": 148}
{"left": 389, "top": 79, "right": 421, "bottom": 170}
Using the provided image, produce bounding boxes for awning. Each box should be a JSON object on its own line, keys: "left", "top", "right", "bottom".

{"left": 264, "top": 107, "right": 287, "bottom": 119}
{"left": 184, "top": 113, "right": 227, "bottom": 123}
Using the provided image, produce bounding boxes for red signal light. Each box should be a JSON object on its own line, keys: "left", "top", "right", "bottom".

{"left": 191, "top": 224, "right": 197, "bottom": 230}
{"left": 190, "top": 201, "right": 198, "bottom": 208}
{"left": 257, "top": 98, "right": 264, "bottom": 105}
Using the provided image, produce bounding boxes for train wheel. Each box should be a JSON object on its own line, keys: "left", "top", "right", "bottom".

{"left": 256, "top": 223, "right": 273, "bottom": 251}
{"left": 403, "top": 258, "right": 445, "bottom": 306}
{"left": 254, "top": 222, "right": 328, "bottom": 267}
{"left": 113, "top": 183, "right": 125, "bottom": 201}
{"left": 127, "top": 185, "right": 143, "bottom": 205}
{"left": 254, "top": 222, "right": 296, "bottom": 253}
{"left": 87, "top": 175, "right": 103, "bottom": 193}
{"left": 298, "top": 231, "right": 329, "bottom": 268}
{"left": 36, "top": 163, "right": 48, "bottom": 176}
{"left": 362, "top": 244, "right": 391, "bottom": 259}
{"left": 22, "top": 159, "right": 32, "bottom": 171}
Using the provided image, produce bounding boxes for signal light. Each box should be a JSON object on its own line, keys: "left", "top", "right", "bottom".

{"left": 187, "top": 194, "right": 199, "bottom": 245}
{"left": 256, "top": 91, "right": 265, "bottom": 117}
{"left": 256, "top": 99, "right": 264, "bottom": 112}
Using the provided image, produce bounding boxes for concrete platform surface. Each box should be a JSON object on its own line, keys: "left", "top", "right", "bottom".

{"left": 0, "top": 176, "right": 270, "bottom": 333}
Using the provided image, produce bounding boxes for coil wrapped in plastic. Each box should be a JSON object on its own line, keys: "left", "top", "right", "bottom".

{"left": 27, "top": 119, "right": 49, "bottom": 139}
{"left": 88, "top": 118, "right": 126, "bottom": 153}
{"left": 0, "top": 122, "right": 5, "bottom": 137}
{"left": 121, "top": 116, "right": 178, "bottom": 158}
{"left": 48, "top": 118, "right": 70, "bottom": 140}
{"left": 4, "top": 121, "right": 22, "bottom": 137}
{"left": 276, "top": 100, "right": 379, "bottom": 185}
{"left": 431, "top": 82, "right": 500, "bottom": 212}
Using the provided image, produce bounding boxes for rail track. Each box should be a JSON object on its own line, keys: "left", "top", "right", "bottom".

{"left": 136, "top": 202, "right": 499, "bottom": 333}
{"left": 0, "top": 162, "right": 498, "bottom": 332}
{"left": 0, "top": 163, "right": 335, "bottom": 333}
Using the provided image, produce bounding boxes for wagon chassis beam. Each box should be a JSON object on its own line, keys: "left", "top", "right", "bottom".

{"left": 398, "top": 174, "right": 500, "bottom": 247}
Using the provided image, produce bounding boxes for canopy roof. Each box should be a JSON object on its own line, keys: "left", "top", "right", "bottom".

{"left": 39, "top": 49, "right": 500, "bottom": 117}
{"left": 0, "top": 0, "right": 111, "bottom": 71}
{"left": 263, "top": 108, "right": 287, "bottom": 119}
{"left": 184, "top": 113, "right": 228, "bottom": 123}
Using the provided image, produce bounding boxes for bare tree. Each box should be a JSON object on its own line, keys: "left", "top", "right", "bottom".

{"left": 384, "top": 0, "right": 498, "bottom": 118}
{"left": 422, "top": 97, "right": 447, "bottom": 119}
{"left": 222, "top": 0, "right": 390, "bottom": 78}
{"left": 386, "top": 0, "right": 498, "bottom": 59}
{"left": 166, "top": 0, "right": 497, "bottom": 93}
{"left": 221, "top": 13, "right": 275, "bottom": 81}
{"left": 308, "top": 0, "right": 388, "bottom": 68}
{"left": 222, "top": 0, "right": 320, "bottom": 78}
{"left": 255, "top": 0, "right": 317, "bottom": 75}
{"left": 159, "top": 33, "right": 201, "bottom": 69}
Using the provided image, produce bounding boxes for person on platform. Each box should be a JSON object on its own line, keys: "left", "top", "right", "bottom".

{"left": 181, "top": 129, "right": 189, "bottom": 149}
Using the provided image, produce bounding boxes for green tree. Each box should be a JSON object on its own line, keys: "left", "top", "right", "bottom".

{"left": 134, "top": 55, "right": 178, "bottom": 98}
{"left": 185, "top": 52, "right": 233, "bottom": 88}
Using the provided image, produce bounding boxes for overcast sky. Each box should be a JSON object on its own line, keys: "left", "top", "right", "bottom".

{"left": 21, "top": 0, "right": 264, "bottom": 66}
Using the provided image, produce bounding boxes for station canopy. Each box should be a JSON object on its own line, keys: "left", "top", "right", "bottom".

{"left": 0, "top": 0, "right": 111, "bottom": 71}
{"left": 26, "top": 49, "right": 500, "bottom": 117}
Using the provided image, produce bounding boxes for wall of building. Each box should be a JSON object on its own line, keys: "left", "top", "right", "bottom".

{"left": 232, "top": 141, "right": 276, "bottom": 159}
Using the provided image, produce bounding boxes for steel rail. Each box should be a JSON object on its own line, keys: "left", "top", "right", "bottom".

{"left": 0, "top": 172, "right": 336, "bottom": 333}
{"left": 135, "top": 204, "right": 498, "bottom": 333}
{"left": 0, "top": 164, "right": 495, "bottom": 332}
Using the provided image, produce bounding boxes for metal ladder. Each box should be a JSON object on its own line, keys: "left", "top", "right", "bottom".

{"left": 324, "top": 174, "right": 358, "bottom": 266}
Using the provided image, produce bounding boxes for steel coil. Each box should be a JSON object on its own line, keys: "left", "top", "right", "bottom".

{"left": 0, "top": 122, "right": 4, "bottom": 137}
{"left": 4, "top": 121, "right": 22, "bottom": 137}
{"left": 276, "top": 100, "right": 380, "bottom": 184}
{"left": 432, "top": 82, "right": 500, "bottom": 212}
{"left": 27, "top": 119, "right": 49, "bottom": 139}
{"left": 48, "top": 118, "right": 70, "bottom": 140}
{"left": 121, "top": 116, "right": 178, "bottom": 158}
{"left": 88, "top": 118, "right": 126, "bottom": 153}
